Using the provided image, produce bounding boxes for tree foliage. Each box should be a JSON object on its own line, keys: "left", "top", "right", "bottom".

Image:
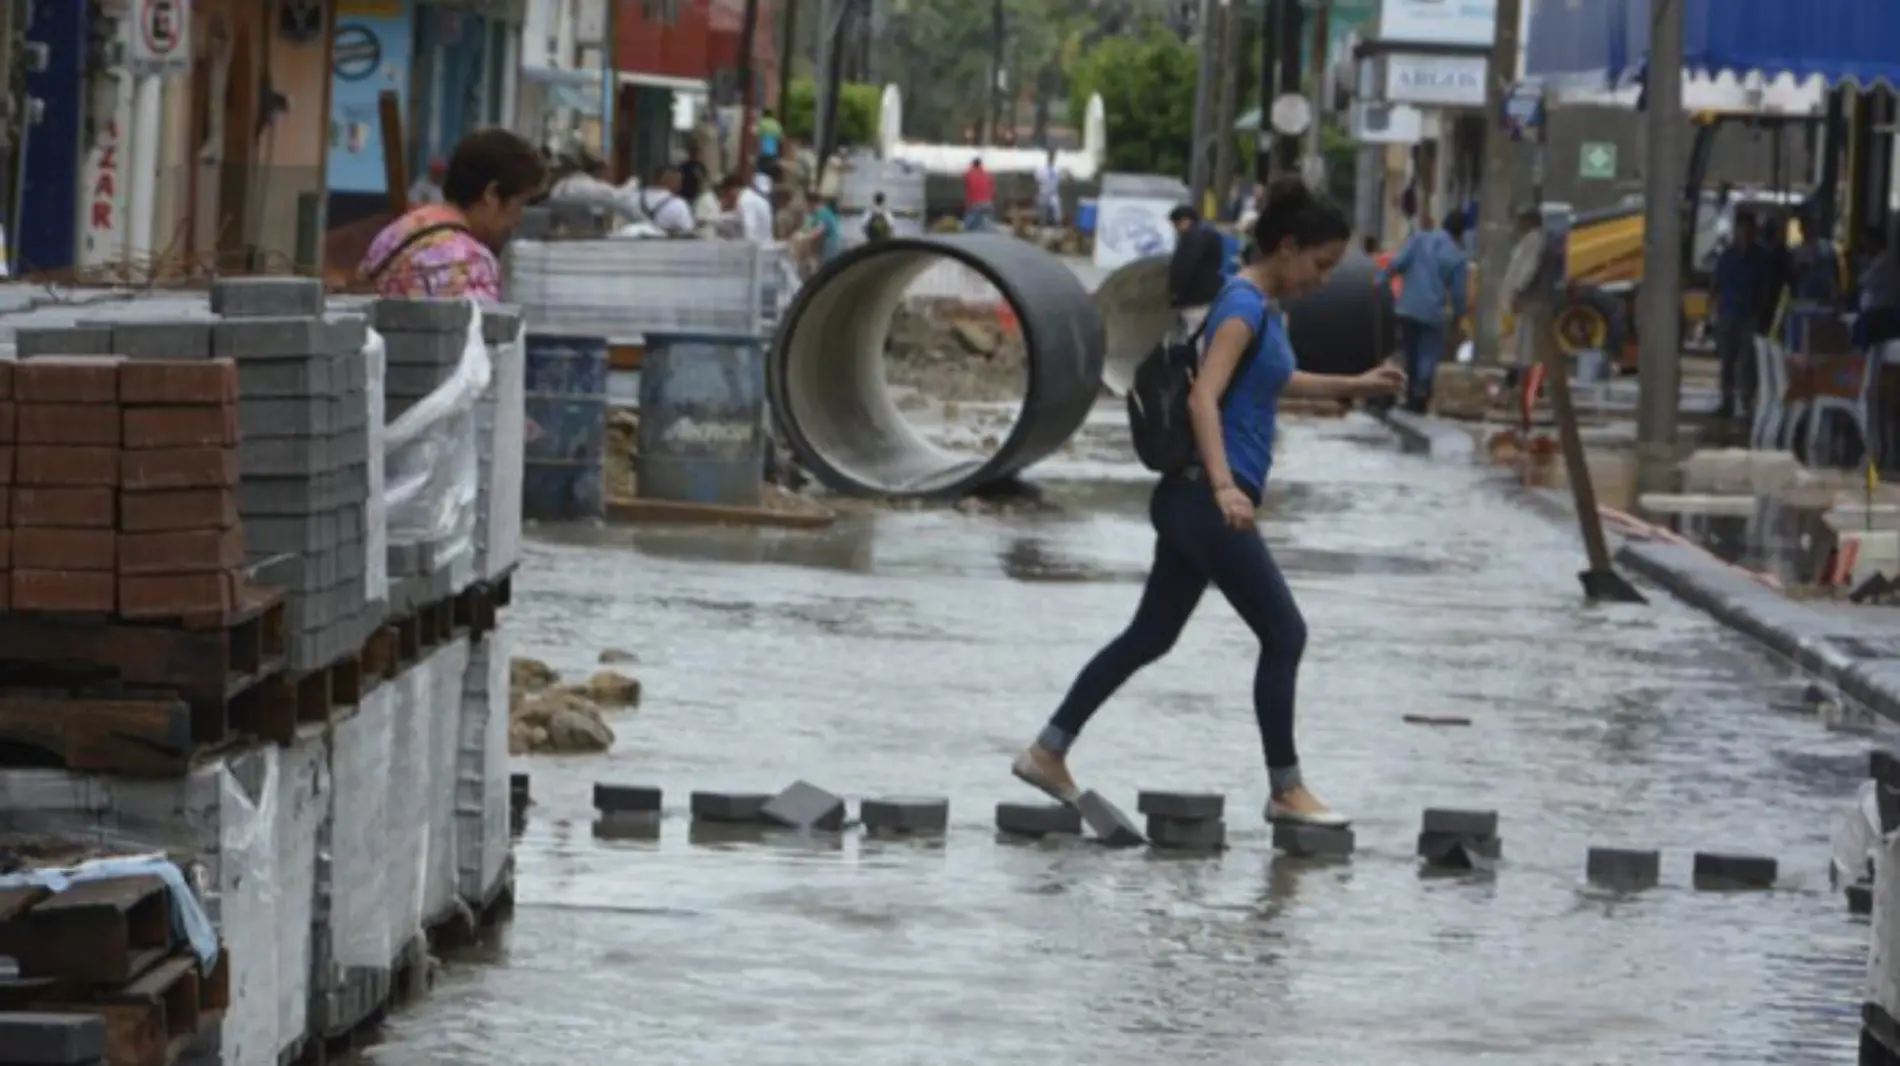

{"left": 1066, "top": 31, "right": 1199, "bottom": 178}
{"left": 782, "top": 76, "right": 883, "bottom": 147}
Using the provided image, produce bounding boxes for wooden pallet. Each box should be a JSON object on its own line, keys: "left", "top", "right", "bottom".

{"left": 0, "top": 947, "right": 229, "bottom": 1066}
{"left": 0, "top": 586, "right": 287, "bottom": 752}
{"left": 0, "top": 693, "right": 235, "bottom": 777}
{"left": 0, "top": 876, "right": 173, "bottom": 984}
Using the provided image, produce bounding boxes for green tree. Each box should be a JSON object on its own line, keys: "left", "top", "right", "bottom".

{"left": 782, "top": 76, "right": 882, "bottom": 147}
{"left": 1067, "top": 30, "right": 1199, "bottom": 177}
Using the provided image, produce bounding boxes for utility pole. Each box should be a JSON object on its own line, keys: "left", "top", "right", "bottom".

{"left": 1471, "top": 0, "right": 1522, "bottom": 365}
{"left": 736, "top": 0, "right": 763, "bottom": 173}
{"left": 1272, "top": 0, "right": 1302, "bottom": 175}
{"left": 1635, "top": 0, "right": 1684, "bottom": 467}
{"left": 1211, "top": 0, "right": 1243, "bottom": 211}
{"left": 1305, "top": 0, "right": 1330, "bottom": 179}
{"left": 1189, "top": 0, "right": 1220, "bottom": 205}
{"left": 779, "top": 0, "right": 798, "bottom": 121}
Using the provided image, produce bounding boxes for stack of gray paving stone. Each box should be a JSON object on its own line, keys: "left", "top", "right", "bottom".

{"left": 475, "top": 306, "right": 525, "bottom": 581}
{"left": 212, "top": 277, "right": 383, "bottom": 672}
{"left": 372, "top": 298, "right": 475, "bottom": 613}
{"left": 456, "top": 619, "right": 514, "bottom": 904}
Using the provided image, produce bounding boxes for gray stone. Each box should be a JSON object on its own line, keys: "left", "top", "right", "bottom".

{"left": 109, "top": 320, "right": 214, "bottom": 359}
{"left": 213, "top": 316, "right": 326, "bottom": 360}
{"left": 1146, "top": 815, "right": 1227, "bottom": 851}
{"left": 383, "top": 329, "right": 466, "bottom": 367}
{"left": 994, "top": 801, "right": 1082, "bottom": 837}
{"left": 211, "top": 276, "right": 325, "bottom": 318}
{"left": 386, "top": 362, "right": 456, "bottom": 397}
{"left": 760, "top": 780, "right": 846, "bottom": 832}
{"left": 593, "top": 812, "right": 661, "bottom": 840}
{"left": 593, "top": 783, "right": 661, "bottom": 813}
{"left": 323, "top": 313, "right": 369, "bottom": 355}
{"left": 482, "top": 306, "right": 523, "bottom": 344}
{"left": 372, "top": 298, "right": 472, "bottom": 333}
{"left": 1585, "top": 847, "right": 1661, "bottom": 890}
{"left": 1418, "top": 832, "right": 1502, "bottom": 870}
{"left": 1691, "top": 852, "right": 1777, "bottom": 890}
{"left": 248, "top": 552, "right": 300, "bottom": 590}
{"left": 1272, "top": 822, "right": 1356, "bottom": 857}
{"left": 240, "top": 436, "right": 334, "bottom": 478}
{"left": 1136, "top": 791, "right": 1225, "bottom": 820}
{"left": 239, "top": 396, "right": 333, "bottom": 439}
{"left": 0, "top": 1012, "right": 109, "bottom": 1064}
{"left": 1075, "top": 790, "right": 1144, "bottom": 847}
{"left": 238, "top": 356, "right": 334, "bottom": 396}
{"left": 248, "top": 510, "right": 345, "bottom": 554}
{"left": 14, "top": 325, "right": 115, "bottom": 358}
{"left": 1421, "top": 808, "right": 1498, "bottom": 838}
{"left": 689, "top": 791, "right": 772, "bottom": 824}
{"left": 332, "top": 425, "right": 370, "bottom": 465}
{"left": 860, "top": 795, "right": 950, "bottom": 834}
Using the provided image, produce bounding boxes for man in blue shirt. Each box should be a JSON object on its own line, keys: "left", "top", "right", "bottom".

{"left": 1377, "top": 214, "right": 1468, "bottom": 413}
{"left": 1712, "top": 213, "right": 1772, "bottom": 418}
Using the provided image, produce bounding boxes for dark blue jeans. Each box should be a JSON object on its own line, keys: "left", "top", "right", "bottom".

{"left": 1398, "top": 316, "right": 1446, "bottom": 406}
{"left": 1042, "top": 473, "right": 1307, "bottom": 785}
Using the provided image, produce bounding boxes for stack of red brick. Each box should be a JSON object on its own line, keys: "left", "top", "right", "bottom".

{"left": 0, "top": 355, "right": 245, "bottom": 618}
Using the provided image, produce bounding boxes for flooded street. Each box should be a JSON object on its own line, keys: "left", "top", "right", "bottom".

{"left": 372, "top": 411, "right": 1877, "bottom": 1065}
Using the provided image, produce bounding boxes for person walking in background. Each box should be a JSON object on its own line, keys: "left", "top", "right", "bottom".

{"left": 756, "top": 108, "right": 784, "bottom": 165}
{"left": 1034, "top": 150, "right": 1063, "bottom": 230}
{"left": 1167, "top": 205, "right": 1226, "bottom": 335}
{"left": 1377, "top": 212, "right": 1467, "bottom": 413}
{"left": 360, "top": 128, "right": 547, "bottom": 302}
{"left": 738, "top": 169, "right": 777, "bottom": 245}
{"left": 1790, "top": 214, "right": 1839, "bottom": 308}
{"left": 962, "top": 158, "right": 995, "bottom": 231}
{"left": 863, "top": 192, "right": 895, "bottom": 242}
{"left": 1009, "top": 178, "right": 1406, "bottom": 829}
{"left": 1711, "top": 213, "right": 1771, "bottom": 418}
{"left": 792, "top": 196, "right": 844, "bottom": 277}
{"left": 638, "top": 165, "right": 698, "bottom": 237}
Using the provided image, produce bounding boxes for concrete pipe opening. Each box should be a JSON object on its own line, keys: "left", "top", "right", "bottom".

{"left": 1092, "top": 249, "right": 1398, "bottom": 394}
{"left": 769, "top": 234, "right": 1104, "bottom": 499}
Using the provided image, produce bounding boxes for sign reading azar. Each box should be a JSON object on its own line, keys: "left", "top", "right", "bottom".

{"left": 1384, "top": 54, "right": 1487, "bottom": 108}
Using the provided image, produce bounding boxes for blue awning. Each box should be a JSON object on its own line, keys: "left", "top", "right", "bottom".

{"left": 1526, "top": 0, "right": 1900, "bottom": 91}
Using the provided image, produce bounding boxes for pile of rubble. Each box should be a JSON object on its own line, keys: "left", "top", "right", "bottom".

{"left": 884, "top": 303, "right": 1028, "bottom": 404}
{"left": 508, "top": 654, "right": 643, "bottom": 754}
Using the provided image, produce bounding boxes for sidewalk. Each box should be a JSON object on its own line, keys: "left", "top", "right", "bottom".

{"left": 1375, "top": 406, "right": 1900, "bottom": 723}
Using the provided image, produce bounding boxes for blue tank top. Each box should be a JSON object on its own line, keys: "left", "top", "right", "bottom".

{"left": 1200, "top": 278, "right": 1295, "bottom": 495}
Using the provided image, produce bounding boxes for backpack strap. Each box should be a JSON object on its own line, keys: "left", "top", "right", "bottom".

{"left": 365, "top": 219, "right": 473, "bottom": 281}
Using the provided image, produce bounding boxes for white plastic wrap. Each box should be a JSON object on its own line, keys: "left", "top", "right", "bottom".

{"left": 456, "top": 622, "right": 513, "bottom": 903}
{"left": 386, "top": 663, "right": 434, "bottom": 953}
{"left": 1873, "top": 827, "right": 1900, "bottom": 1021}
{"left": 363, "top": 328, "right": 390, "bottom": 605}
{"left": 1832, "top": 781, "right": 1883, "bottom": 889}
{"left": 478, "top": 324, "right": 526, "bottom": 579}
{"left": 423, "top": 640, "right": 470, "bottom": 923}
{"left": 213, "top": 746, "right": 281, "bottom": 1066}
{"left": 327, "top": 683, "right": 394, "bottom": 969}
{"left": 384, "top": 300, "right": 491, "bottom": 560}
{"left": 269, "top": 733, "right": 326, "bottom": 1058}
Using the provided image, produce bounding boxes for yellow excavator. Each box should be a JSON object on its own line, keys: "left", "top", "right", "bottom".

{"left": 1474, "top": 110, "right": 1822, "bottom": 370}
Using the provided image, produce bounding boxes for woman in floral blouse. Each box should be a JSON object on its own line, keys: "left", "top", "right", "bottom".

{"left": 360, "top": 128, "right": 547, "bottom": 302}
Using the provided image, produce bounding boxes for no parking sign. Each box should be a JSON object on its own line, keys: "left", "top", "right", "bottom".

{"left": 131, "top": 0, "right": 192, "bottom": 77}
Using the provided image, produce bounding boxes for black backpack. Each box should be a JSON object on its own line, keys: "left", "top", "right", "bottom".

{"left": 1126, "top": 307, "right": 1262, "bottom": 474}
{"left": 863, "top": 211, "right": 894, "bottom": 242}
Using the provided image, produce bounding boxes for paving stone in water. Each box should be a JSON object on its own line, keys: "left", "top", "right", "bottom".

{"left": 1272, "top": 822, "right": 1355, "bottom": 857}
{"left": 593, "top": 783, "right": 662, "bottom": 813}
{"left": 1421, "top": 808, "right": 1499, "bottom": 838}
{"left": 761, "top": 780, "right": 847, "bottom": 832}
{"left": 1847, "top": 881, "right": 1874, "bottom": 915}
{"left": 1136, "top": 790, "right": 1225, "bottom": 820}
{"left": 1145, "top": 815, "right": 1227, "bottom": 851}
{"left": 593, "top": 811, "right": 661, "bottom": 840}
{"left": 1418, "top": 831, "right": 1502, "bottom": 869}
{"left": 1075, "top": 790, "right": 1144, "bottom": 847}
{"left": 690, "top": 790, "right": 773, "bottom": 824}
{"left": 860, "top": 795, "right": 950, "bottom": 834}
{"left": 994, "top": 801, "right": 1082, "bottom": 837}
{"left": 1692, "top": 852, "right": 1777, "bottom": 890}
{"left": 1585, "top": 847, "right": 1661, "bottom": 890}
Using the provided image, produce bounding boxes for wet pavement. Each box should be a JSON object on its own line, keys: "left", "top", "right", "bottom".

{"left": 370, "top": 411, "right": 1883, "bottom": 1066}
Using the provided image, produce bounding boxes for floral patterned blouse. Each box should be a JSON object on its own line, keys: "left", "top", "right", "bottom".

{"left": 360, "top": 204, "right": 502, "bottom": 302}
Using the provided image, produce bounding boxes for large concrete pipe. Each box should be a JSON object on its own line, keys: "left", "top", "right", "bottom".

{"left": 768, "top": 234, "right": 1105, "bottom": 498}
{"left": 1092, "top": 249, "right": 1397, "bottom": 394}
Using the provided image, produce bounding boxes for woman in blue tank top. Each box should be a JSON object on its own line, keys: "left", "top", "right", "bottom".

{"left": 1013, "top": 178, "right": 1406, "bottom": 829}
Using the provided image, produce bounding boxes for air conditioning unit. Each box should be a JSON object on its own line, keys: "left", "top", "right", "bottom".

{"left": 1351, "top": 102, "right": 1422, "bottom": 145}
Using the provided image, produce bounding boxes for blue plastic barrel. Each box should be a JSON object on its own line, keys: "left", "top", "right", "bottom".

{"left": 1076, "top": 198, "right": 1099, "bottom": 235}
{"left": 637, "top": 333, "right": 766, "bottom": 508}
{"left": 522, "top": 333, "right": 609, "bottom": 521}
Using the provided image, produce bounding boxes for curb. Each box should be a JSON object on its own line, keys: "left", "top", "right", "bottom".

{"left": 1612, "top": 539, "right": 1900, "bottom": 723}
{"left": 1373, "top": 407, "right": 1476, "bottom": 462}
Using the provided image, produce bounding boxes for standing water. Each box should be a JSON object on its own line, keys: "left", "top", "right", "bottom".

{"left": 367, "top": 414, "right": 1875, "bottom": 1066}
